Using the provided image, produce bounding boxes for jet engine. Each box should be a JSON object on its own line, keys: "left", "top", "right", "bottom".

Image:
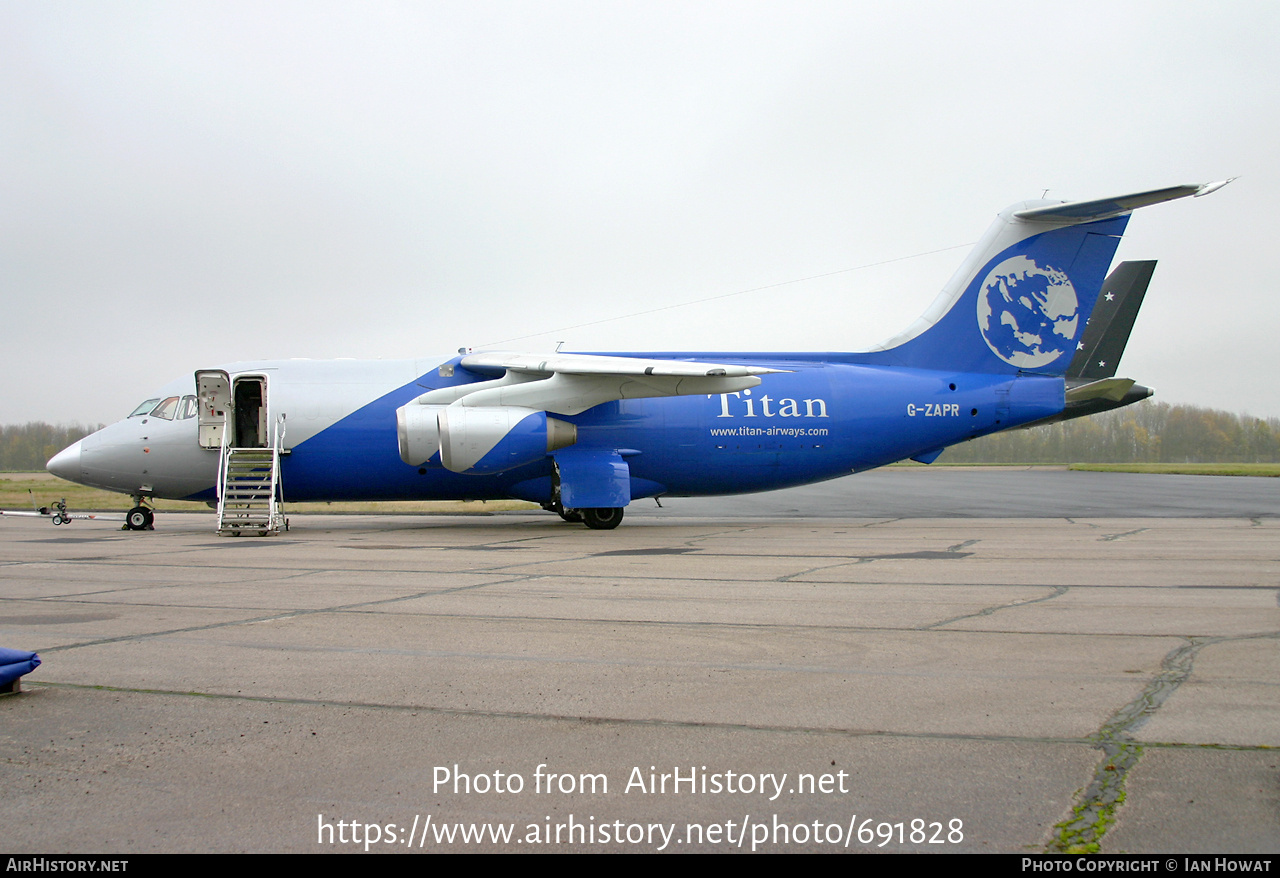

{"left": 396, "top": 404, "right": 445, "bottom": 468}
{"left": 396, "top": 403, "right": 576, "bottom": 474}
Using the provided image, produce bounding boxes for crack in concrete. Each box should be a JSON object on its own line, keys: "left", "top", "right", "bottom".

{"left": 682, "top": 526, "right": 765, "bottom": 547}
{"left": 34, "top": 574, "right": 540, "bottom": 654}
{"left": 920, "top": 586, "right": 1068, "bottom": 630}
{"left": 1047, "top": 636, "right": 1202, "bottom": 853}
{"left": 776, "top": 560, "right": 869, "bottom": 581}
{"left": 1048, "top": 631, "right": 1280, "bottom": 853}
{"left": 777, "top": 543, "right": 977, "bottom": 582}
{"left": 1099, "top": 528, "right": 1149, "bottom": 542}
{"left": 592, "top": 548, "right": 698, "bottom": 557}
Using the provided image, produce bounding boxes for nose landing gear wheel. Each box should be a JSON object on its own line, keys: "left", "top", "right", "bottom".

{"left": 581, "top": 507, "right": 624, "bottom": 530}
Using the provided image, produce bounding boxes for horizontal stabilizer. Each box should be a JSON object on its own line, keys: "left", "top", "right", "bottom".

{"left": 1019, "top": 380, "right": 1153, "bottom": 430}
{"left": 1013, "top": 181, "right": 1232, "bottom": 223}
{"left": 1065, "top": 377, "right": 1136, "bottom": 404}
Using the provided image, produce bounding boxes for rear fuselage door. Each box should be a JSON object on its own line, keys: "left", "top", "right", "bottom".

{"left": 196, "top": 370, "right": 231, "bottom": 449}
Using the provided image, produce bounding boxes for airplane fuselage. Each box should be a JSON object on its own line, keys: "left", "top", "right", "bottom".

{"left": 52, "top": 354, "right": 1063, "bottom": 505}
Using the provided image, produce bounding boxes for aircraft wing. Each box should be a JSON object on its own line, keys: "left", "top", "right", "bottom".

{"left": 411, "top": 351, "right": 789, "bottom": 416}
{"left": 461, "top": 351, "right": 779, "bottom": 379}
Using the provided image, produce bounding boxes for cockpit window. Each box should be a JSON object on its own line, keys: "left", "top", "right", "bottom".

{"left": 150, "top": 397, "right": 181, "bottom": 420}
{"left": 177, "top": 395, "right": 198, "bottom": 420}
{"left": 129, "top": 399, "right": 161, "bottom": 417}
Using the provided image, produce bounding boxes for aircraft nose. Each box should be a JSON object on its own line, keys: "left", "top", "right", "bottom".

{"left": 47, "top": 440, "right": 83, "bottom": 482}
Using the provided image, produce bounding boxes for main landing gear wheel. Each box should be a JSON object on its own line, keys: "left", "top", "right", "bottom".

{"left": 581, "top": 507, "right": 624, "bottom": 530}
{"left": 558, "top": 508, "right": 584, "bottom": 523}
{"left": 126, "top": 506, "right": 154, "bottom": 531}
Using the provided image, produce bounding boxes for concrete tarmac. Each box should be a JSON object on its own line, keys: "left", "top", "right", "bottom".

{"left": 1, "top": 468, "right": 1277, "bottom": 853}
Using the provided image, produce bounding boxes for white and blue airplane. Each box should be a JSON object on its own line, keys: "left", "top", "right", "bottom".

{"left": 44, "top": 182, "right": 1230, "bottom": 531}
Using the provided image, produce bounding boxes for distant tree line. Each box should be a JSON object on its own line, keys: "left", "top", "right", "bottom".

{"left": 0, "top": 423, "right": 104, "bottom": 471}
{"left": 942, "top": 401, "right": 1280, "bottom": 464}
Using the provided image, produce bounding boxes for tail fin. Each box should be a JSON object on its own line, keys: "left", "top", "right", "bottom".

{"left": 872, "top": 183, "right": 1229, "bottom": 375}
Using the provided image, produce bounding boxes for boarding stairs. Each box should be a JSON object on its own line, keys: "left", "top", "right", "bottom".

{"left": 216, "top": 415, "right": 288, "bottom": 536}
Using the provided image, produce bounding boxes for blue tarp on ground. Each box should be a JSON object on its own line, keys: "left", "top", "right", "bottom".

{"left": 0, "top": 648, "right": 41, "bottom": 687}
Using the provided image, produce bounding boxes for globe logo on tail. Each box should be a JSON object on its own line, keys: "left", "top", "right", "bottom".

{"left": 975, "top": 255, "right": 1079, "bottom": 368}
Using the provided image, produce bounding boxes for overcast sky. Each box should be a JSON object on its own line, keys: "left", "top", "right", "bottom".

{"left": 3, "top": 1, "right": 1277, "bottom": 426}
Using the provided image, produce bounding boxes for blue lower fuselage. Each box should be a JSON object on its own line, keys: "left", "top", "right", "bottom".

{"left": 278, "top": 357, "right": 1062, "bottom": 504}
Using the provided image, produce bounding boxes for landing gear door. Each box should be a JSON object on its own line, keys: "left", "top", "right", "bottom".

{"left": 196, "top": 370, "right": 231, "bottom": 450}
